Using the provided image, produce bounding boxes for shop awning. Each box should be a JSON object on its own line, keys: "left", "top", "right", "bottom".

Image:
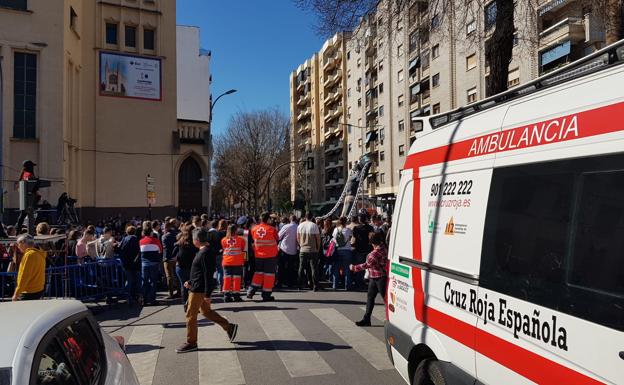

{"left": 541, "top": 40, "right": 571, "bottom": 66}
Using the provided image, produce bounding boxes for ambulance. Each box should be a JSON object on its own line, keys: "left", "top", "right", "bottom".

{"left": 385, "top": 40, "right": 624, "bottom": 385}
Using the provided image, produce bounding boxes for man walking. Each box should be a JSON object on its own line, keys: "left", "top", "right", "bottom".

{"left": 277, "top": 215, "right": 298, "bottom": 288}
{"left": 247, "top": 212, "right": 279, "bottom": 301}
{"left": 140, "top": 225, "right": 163, "bottom": 306}
{"left": 12, "top": 234, "right": 46, "bottom": 301}
{"left": 176, "top": 228, "right": 238, "bottom": 353}
{"left": 297, "top": 212, "right": 322, "bottom": 291}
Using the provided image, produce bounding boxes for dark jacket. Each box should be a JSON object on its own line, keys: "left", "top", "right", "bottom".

{"left": 188, "top": 246, "right": 216, "bottom": 295}
{"left": 173, "top": 243, "right": 198, "bottom": 271}
{"left": 118, "top": 235, "right": 140, "bottom": 271}
{"left": 161, "top": 230, "right": 179, "bottom": 261}
{"left": 352, "top": 223, "right": 374, "bottom": 254}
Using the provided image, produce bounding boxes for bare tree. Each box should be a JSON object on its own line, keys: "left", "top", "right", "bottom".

{"left": 212, "top": 109, "right": 290, "bottom": 214}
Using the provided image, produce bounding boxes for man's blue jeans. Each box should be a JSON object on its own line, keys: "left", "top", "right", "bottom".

{"left": 176, "top": 266, "right": 191, "bottom": 305}
{"left": 141, "top": 260, "right": 160, "bottom": 304}
{"left": 125, "top": 269, "right": 142, "bottom": 303}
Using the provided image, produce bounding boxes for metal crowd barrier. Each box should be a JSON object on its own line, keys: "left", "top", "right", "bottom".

{"left": 0, "top": 258, "right": 128, "bottom": 302}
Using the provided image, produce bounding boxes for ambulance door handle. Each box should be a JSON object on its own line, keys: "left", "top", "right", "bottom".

{"left": 619, "top": 351, "right": 624, "bottom": 360}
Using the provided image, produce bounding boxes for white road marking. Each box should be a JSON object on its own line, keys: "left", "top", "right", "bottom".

{"left": 359, "top": 305, "right": 387, "bottom": 322}
{"left": 198, "top": 324, "right": 246, "bottom": 385}
{"left": 310, "top": 308, "right": 393, "bottom": 370}
{"left": 255, "top": 311, "right": 335, "bottom": 378}
{"left": 126, "top": 325, "right": 164, "bottom": 385}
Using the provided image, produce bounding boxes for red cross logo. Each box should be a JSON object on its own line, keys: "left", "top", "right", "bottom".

{"left": 227, "top": 238, "right": 237, "bottom": 247}
{"left": 256, "top": 227, "right": 266, "bottom": 238}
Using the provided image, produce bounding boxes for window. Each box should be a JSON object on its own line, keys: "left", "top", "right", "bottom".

{"left": 432, "top": 73, "right": 440, "bottom": 87}
{"left": 398, "top": 69, "right": 404, "bottom": 82}
{"left": 466, "top": 19, "right": 476, "bottom": 35}
{"left": 0, "top": 0, "right": 27, "bottom": 10}
{"left": 380, "top": 151, "right": 385, "bottom": 161}
{"left": 398, "top": 145, "right": 405, "bottom": 156}
{"left": 432, "top": 44, "right": 440, "bottom": 59}
{"left": 347, "top": 106, "right": 351, "bottom": 118}
{"left": 348, "top": 124, "right": 352, "bottom": 134}
{"left": 484, "top": 1, "right": 497, "bottom": 30}
{"left": 347, "top": 69, "right": 351, "bottom": 78}
{"left": 467, "top": 87, "right": 477, "bottom": 103}
{"left": 144, "top": 28, "right": 155, "bottom": 50}
{"left": 513, "top": 32, "right": 519, "bottom": 46}
{"left": 397, "top": 44, "right": 404, "bottom": 57}
{"left": 378, "top": 105, "right": 384, "bottom": 117}
{"left": 422, "top": 49, "right": 430, "bottom": 69}
{"left": 125, "top": 25, "right": 136, "bottom": 48}
{"left": 347, "top": 51, "right": 351, "bottom": 60}
{"left": 70, "top": 7, "right": 78, "bottom": 30}
{"left": 357, "top": 58, "right": 361, "bottom": 67}
{"left": 348, "top": 88, "right": 351, "bottom": 97}
{"left": 348, "top": 143, "right": 352, "bottom": 152}
{"left": 358, "top": 98, "right": 362, "bottom": 107}
{"left": 379, "top": 58, "right": 384, "bottom": 71}
{"left": 480, "top": 154, "right": 624, "bottom": 332}
{"left": 380, "top": 173, "right": 385, "bottom": 184}
{"left": 398, "top": 94, "right": 404, "bottom": 107}
{"left": 508, "top": 67, "right": 520, "bottom": 87}
{"left": 58, "top": 318, "right": 103, "bottom": 384}
{"left": 13, "top": 52, "right": 36, "bottom": 139}
{"left": 410, "top": 84, "right": 419, "bottom": 104}
{"left": 431, "top": 13, "right": 440, "bottom": 29}
{"left": 398, "top": 120, "right": 404, "bottom": 132}
{"left": 106, "top": 23, "right": 118, "bottom": 45}
{"left": 432, "top": 103, "right": 440, "bottom": 114}
{"left": 358, "top": 138, "right": 362, "bottom": 147}
{"left": 409, "top": 31, "right": 418, "bottom": 53}
{"left": 34, "top": 339, "right": 80, "bottom": 385}
{"left": 378, "top": 83, "right": 384, "bottom": 94}
{"left": 466, "top": 53, "right": 477, "bottom": 70}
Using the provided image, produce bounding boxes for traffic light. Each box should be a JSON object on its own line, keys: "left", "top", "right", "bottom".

{"left": 307, "top": 157, "right": 314, "bottom": 170}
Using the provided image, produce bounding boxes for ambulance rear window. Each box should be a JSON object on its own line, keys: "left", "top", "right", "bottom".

{"left": 480, "top": 153, "right": 624, "bottom": 332}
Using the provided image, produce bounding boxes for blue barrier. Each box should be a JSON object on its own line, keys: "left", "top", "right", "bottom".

{"left": 0, "top": 258, "right": 128, "bottom": 302}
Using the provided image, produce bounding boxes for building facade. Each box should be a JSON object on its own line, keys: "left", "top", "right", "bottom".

{"left": 290, "top": 32, "right": 351, "bottom": 210}
{"left": 0, "top": 0, "right": 208, "bottom": 221}
{"left": 176, "top": 25, "right": 212, "bottom": 215}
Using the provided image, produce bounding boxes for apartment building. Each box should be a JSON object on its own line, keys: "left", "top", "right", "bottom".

{"left": 290, "top": 32, "right": 350, "bottom": 209}
{"left": 536, "top": 0, "right": 606, "bottom": 74}
{"left": 347, "top": 0, "right": 538, "bottom": 214}
{"left": 0, "top": 0, "right": 189, "bottom": 220}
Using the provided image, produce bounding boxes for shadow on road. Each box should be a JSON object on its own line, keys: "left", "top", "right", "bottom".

{"left": 199, "top": 340, "right": 351, "bottom": 352}
{"left": 215, "top": 306, "right": 297, "bottom": 312}
{"left": 126, "top": 344, "right": 164, "bottom": 354}
{"left": 271, "top": 299, "right": 366, "bottom": 306}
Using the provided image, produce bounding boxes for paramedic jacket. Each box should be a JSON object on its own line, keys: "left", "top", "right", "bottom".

{"left": 139, "top": 235, "right": 163, "bottom": 263}
{"left": 188, "top": 246, "right": 216, "bottom": 295}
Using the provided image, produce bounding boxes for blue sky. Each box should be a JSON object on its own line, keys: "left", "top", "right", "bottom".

{"left": 176, "top": 0, "right": 325, "bottom": 136}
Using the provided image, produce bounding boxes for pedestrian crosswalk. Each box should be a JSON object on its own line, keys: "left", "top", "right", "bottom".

{"left": 115, "top": 304, "right": 398, "bottom": 385}
{"left": 359, "top": 305, "right": 387, "bottom": 322}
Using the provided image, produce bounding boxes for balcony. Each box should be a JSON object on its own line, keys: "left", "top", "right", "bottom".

{"left": 324, "top": 140, "right": 343, "bottom": 153}
{"left": 325, "top": 178, "right": 345, "bottom": 187}
{"left": 298, "top": 137, "right": 311, "bottom": 150}
{"left": 176, "top": 121, "right": 206, "bottom": 145}
{"left": 539, "top": 17, "right": 585, "bottom": 51}
{"left": 324, "top": 108, "right": 336, "bottom": 121}
{"left": 297, "top": 93, "right": 310, "bottom": 106}
{"left": 324, "top": 90, "right": 337, "bottom": 103}
{"left": 365, "top": 36, "right": 377, "bottom": 56}
{"left": 323, "top": 69, "right": 342, "bottom": 88}
{"left": 325, "top": 159, "right": 345, "bottom": 169}
{"left": 297, "top": 107, "right": 311, "bottom": 121}
{"left": 297, "top": 122, "right": 312, "bottom": 135}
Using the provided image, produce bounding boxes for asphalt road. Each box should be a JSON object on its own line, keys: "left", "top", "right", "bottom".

{"left": 95, "top": 288, "right": 406, "bottom": 385}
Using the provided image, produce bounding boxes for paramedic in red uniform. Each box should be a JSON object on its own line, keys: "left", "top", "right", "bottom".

{"left": 246, "top": 212, "right": 279, "bottom": 301}
{"left": 221, "top": 223, "right": 246, "bottom": 302}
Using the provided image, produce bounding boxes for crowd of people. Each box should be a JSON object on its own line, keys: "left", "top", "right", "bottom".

{"left": 4, "top": 209, "right": 392, "bottom": 351}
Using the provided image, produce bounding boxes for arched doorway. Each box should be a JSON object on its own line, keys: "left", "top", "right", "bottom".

{"left": 178, "top": 157, "right": 203, "bottom": 211}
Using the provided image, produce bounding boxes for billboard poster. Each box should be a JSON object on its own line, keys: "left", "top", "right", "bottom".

{"left": 99, "top": 51, "right": 162, "bottom": 101}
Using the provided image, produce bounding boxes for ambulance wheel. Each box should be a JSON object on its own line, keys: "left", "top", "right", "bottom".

{"left": 412, "top": 359, "right": 446, "bottom": 385}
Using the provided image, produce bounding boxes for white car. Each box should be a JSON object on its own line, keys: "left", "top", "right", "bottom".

{"left": 0, "top": 300, "right": 139, "bottom": 385}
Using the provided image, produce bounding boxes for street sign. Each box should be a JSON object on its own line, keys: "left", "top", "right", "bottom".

{"left": 146, "top": 185, "right": 155, "bottom": 192}
{"left": 146, "top": 177, "right": 155, "bottom": 183}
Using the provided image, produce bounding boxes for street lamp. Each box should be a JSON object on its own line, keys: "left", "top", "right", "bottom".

{"left": 207, "top": 89, "right": 237, "bottom": 216}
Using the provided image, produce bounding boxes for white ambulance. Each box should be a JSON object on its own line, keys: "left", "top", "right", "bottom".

{"left": 385, "top": 40, "right": 624, "bottom": 385}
